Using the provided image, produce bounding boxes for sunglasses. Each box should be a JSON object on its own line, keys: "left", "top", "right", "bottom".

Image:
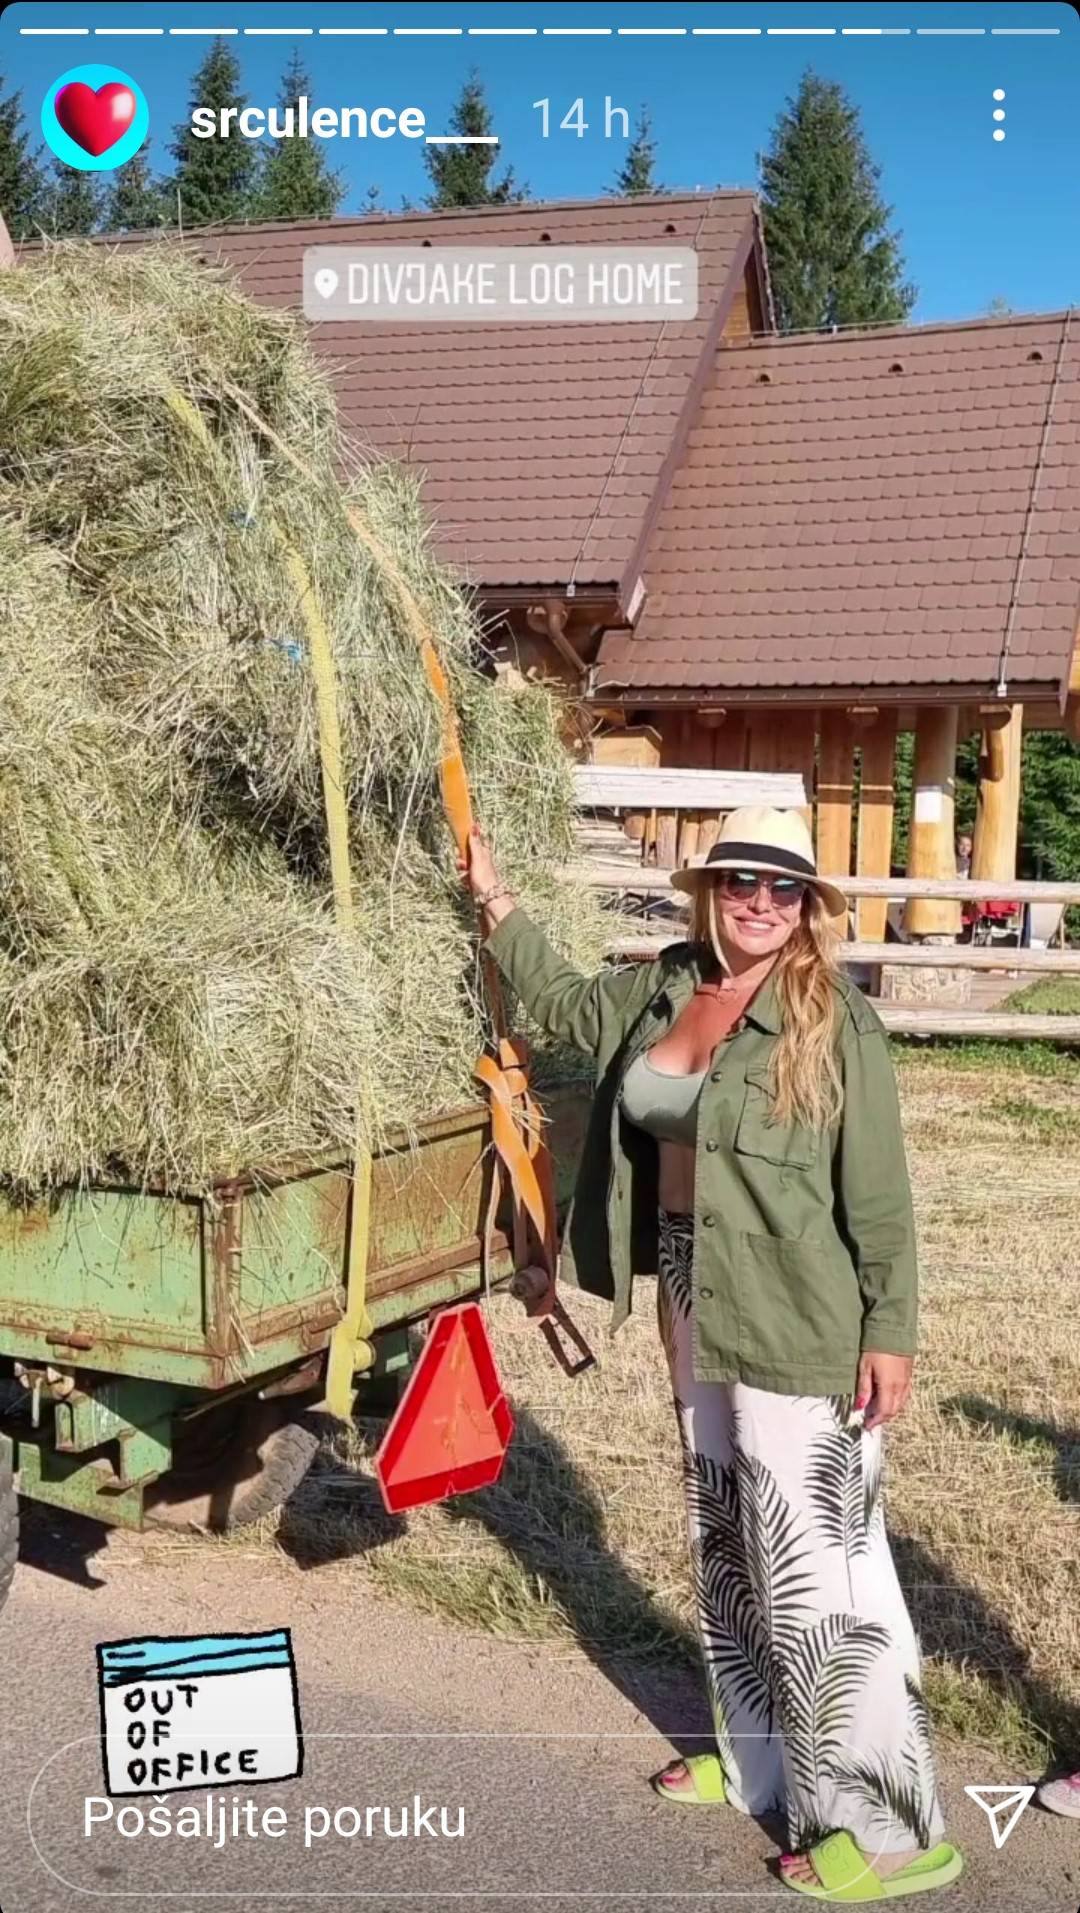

{"left": 715, "top": 870, "right": 807, "bottom": 906}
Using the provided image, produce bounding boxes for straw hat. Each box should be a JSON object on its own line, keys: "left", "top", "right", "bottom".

{"left": 670, "top": 805, "right": 847, "bottom": 919}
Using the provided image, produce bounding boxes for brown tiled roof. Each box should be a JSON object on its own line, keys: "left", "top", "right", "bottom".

{"left": 125, "top": 193, "right": 760, "bottom": 595}
{"left": 597, "top": 312, "right": 1080, "bottom": 702}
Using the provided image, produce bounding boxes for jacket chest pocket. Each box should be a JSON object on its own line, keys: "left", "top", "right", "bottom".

{"left": 734, "top": 1069, "right": 817, "bottom": 1171}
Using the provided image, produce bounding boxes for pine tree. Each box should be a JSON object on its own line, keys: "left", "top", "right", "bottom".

{"left": 1017, "top": 734, "right": 1080, "bottom": 881}
{"left": 613, "top": 109, "right": 660, "bottom": 197}
{"left": 103, "top": 150, "right": 168, "bottom": 232}
{"left": 761, "top": 71, "right": 915, "bottom": 332}
{"left": 423, "top": 74, "right": 523, "bottom": 209}
{"left": 0, "top": 70, "right": 46, "bottom": 239}
{"left": 39, "top": 163, "right": 102, "bottom": 237}
{"left": 250, "top": 53, "right": 344, "bottom": 221}
{"left": 169, "top": 39, "right": 257, "bottom": 227}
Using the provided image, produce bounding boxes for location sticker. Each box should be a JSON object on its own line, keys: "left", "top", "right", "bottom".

{"left": 313, "top": 267, "right": 339, "bottom": 300}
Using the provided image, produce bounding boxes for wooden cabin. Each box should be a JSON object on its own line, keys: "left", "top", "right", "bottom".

{"left": 53, "top": 194, "right": 1080, "bottom": 944}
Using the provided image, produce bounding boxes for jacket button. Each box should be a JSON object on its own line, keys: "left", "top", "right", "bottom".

{"left": 699, "top": 1286, "right": 714, "bottom": 1300}
{"left": 702, "top": 1213, "right": 715, "bottom": 1228}
{"left": 705, "top": 1139, "right": 718, "bottom": 1153}
{"left": 710, "top": 1070, "right": 722, "bottom": 1083}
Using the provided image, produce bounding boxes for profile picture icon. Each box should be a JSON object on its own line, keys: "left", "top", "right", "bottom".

{"left": 41, "top": 64, "right": 149, "bottom": 171}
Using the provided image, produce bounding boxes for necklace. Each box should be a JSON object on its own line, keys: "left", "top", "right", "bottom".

{"left": 697, "top": 976, "right": 756, "bottom": 999}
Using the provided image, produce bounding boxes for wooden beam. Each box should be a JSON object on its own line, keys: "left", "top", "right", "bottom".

{"left": 606, "top": 935, "right": 1080, "bottom": 972}
{"left": 849, "top": 942, "right": 1080, "bottom": 971}
{"left": 855, "top": 711, "right": 897, "bottom": 942}
{"left": 653, "top": 713, "right": 683, "bottom": 877}
{"left": 1064, "top": 623, "right": 1080, "bottom": 742}
{"left": 816, "top": 710, "right": 854, "bottom": 877}
{"left": 562, "top": 864, "right": 1080, "bottom": 905}
{"left": 904, "top": 707, "right": 961, "bottom": 938}
{"left": 677, "top": 713, "right": 712, "bottom": 865}
{"left": 573, "top": 766, "right": 808, "bottom": 809}
{"left": 873, "top": 1008, "right": 1080, "bottom": 1041}
{"left": 972, "top": 703, "right": 1023, "bottom": 886}
{"left": 654, "top": 811, "right": 679, "bottom": 870}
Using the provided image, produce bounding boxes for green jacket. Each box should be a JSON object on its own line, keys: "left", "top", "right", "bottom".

{"left": 485, "top": 908, "right": 917, "bottom": 1397}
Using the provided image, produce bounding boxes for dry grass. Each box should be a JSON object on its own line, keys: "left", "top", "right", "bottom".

{"left": 0, "top": 244, "right": 613, "bottom": 1193}
{"left": 216, "top": 1050, "right": 1080, "bottom": 1767}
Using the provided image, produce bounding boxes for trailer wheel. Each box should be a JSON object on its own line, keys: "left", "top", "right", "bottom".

{"left": 0, "top": 1439, "right": 17, "bottom": 1614}
{"left": 144, "top": 1398, "right": 321, "bottom": 1534}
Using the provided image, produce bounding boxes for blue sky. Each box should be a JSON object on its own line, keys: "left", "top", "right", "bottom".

{"left": 2, "top": 0, "right": 1077, "bottom": 322}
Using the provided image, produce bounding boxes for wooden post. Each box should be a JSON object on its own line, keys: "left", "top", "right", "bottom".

{"left": 690, "top": 712, "right": 733, "bottom": 854}
{"left": 746, "top": 710, "right": 816, "bottom": 824}
{"left": 1067, "top": 623, "right": 1080, "bottom": 743}
{"left": 972, "top": 705, "right": 1023, "bottom": 884}
{"left": 655, "top": 713, "right": 683, "bottom": 872}
{"left": 677, "top": 712, "right": 714, "bottom": 865}
{"left": 816, "top": 710, "right": 854, "bottom": 929}
{"left": 903, "top": 707, "right": 961, "bottom": 938}
{"left": 855, "top": 712, "right": 897, "bottom": 943}
{"left": 816, "top": 711, "right": 854, "bottom": 875}
{"left": 655, "top": 809, "right": 680, "bottom": 870}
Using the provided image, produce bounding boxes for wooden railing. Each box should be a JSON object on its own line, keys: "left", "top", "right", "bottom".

{"left": 563, "top": 866, "right": 1080, "bottom": 906}
{"left": 561, "top": 865, "right": 1080, "bottom": 1042}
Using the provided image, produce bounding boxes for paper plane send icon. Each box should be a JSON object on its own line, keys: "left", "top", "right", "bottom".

{"left": 963, "top": 1784, "right": 1035, "bottom": 1849}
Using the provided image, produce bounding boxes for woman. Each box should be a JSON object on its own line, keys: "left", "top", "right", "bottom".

{"left": 463, "top": 806, "right": 963, "bottom": 1904}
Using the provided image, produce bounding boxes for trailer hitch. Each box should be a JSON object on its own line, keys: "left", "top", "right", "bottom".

{"left": 509, "top": 1265, "right": 595, "bottom": 1379}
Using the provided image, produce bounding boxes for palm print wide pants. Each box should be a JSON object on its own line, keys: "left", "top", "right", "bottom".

{"left": 658, "top": 1210, "right": 945, "bottom": 1858}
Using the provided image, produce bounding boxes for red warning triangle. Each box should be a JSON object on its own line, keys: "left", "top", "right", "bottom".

{"left": 375, "top": 1302, "right": 514, "bottom": 1514}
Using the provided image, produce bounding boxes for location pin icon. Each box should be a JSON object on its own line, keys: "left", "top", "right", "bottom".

{"left": 313, "top": 267, "right": 339, "bottom": 300}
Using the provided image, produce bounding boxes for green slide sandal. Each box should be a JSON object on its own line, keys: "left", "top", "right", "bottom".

{"left": 782, "top": 1830, "right": 964, "bottom": 1902}
{"left": 650, "top": 1752, "right": 728, "bottom": 1806}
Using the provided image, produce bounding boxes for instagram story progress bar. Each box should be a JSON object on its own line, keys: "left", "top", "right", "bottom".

{"left": 303, "top": 246, "right": 699, "bottom": 323}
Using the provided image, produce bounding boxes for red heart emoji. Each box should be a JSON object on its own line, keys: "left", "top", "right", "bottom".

{"left": 54, "top": 81, "right": 137, "bottom": 158}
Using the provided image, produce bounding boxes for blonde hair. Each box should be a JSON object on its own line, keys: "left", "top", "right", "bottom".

{"left": 689, "top": 881, "right": 844, "bottom": 1130}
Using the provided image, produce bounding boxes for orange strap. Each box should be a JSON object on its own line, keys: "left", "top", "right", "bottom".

{"left": 475, "top": 1042, "right": 558, "bottom": 1275}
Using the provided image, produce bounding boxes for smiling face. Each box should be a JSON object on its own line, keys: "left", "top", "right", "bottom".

{"left": 709, "top": 868, "right": 807, "bottom": 967}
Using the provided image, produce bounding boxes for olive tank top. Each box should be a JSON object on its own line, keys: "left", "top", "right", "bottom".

{"left": 620, "top": 1050, "right": 706, "bottom": 1149}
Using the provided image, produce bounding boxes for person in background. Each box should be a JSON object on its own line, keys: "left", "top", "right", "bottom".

{"left": 463, "top": 806, "right": 964, "bottom": 1904}
{"left": 1038, "top": 1772, "right": 1080, "bottom": 1819}
{"left": 955, "top": 834, "right": 973, "bottom": 879}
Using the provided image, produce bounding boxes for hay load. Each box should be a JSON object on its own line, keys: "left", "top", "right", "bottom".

{"left": 0, "top": 244, "right": 606, "bottom": 1196}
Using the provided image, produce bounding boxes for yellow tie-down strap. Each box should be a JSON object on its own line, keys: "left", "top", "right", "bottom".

{"left": 176, "top": 379, "right": 578, "bottom": 1402}
{"left": 276, "top": 542, "right": 376, "bottom": 1419}
{"left": 161, "top": 381, "right": 373, "bottom": 1416}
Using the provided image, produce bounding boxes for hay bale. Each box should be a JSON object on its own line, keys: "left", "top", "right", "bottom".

{"left": 0, "top": 242, "right": 607, "bottom": 1195}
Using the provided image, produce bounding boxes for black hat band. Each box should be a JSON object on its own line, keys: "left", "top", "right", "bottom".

{"left": 704, "top": 842, "right": 818, "bottom": 880}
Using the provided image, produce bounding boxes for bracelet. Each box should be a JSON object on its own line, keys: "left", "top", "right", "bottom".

{"left": 476, "top": 883, "right": 514, "bottom": 909}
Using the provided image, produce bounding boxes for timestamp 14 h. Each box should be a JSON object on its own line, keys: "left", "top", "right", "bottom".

{"left": 532, "top": 98, "right": 632, "bottom": 141}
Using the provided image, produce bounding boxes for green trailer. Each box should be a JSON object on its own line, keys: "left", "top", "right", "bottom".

{"left": 0, "top": 1086, "right": 588, "bottom": 1612}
